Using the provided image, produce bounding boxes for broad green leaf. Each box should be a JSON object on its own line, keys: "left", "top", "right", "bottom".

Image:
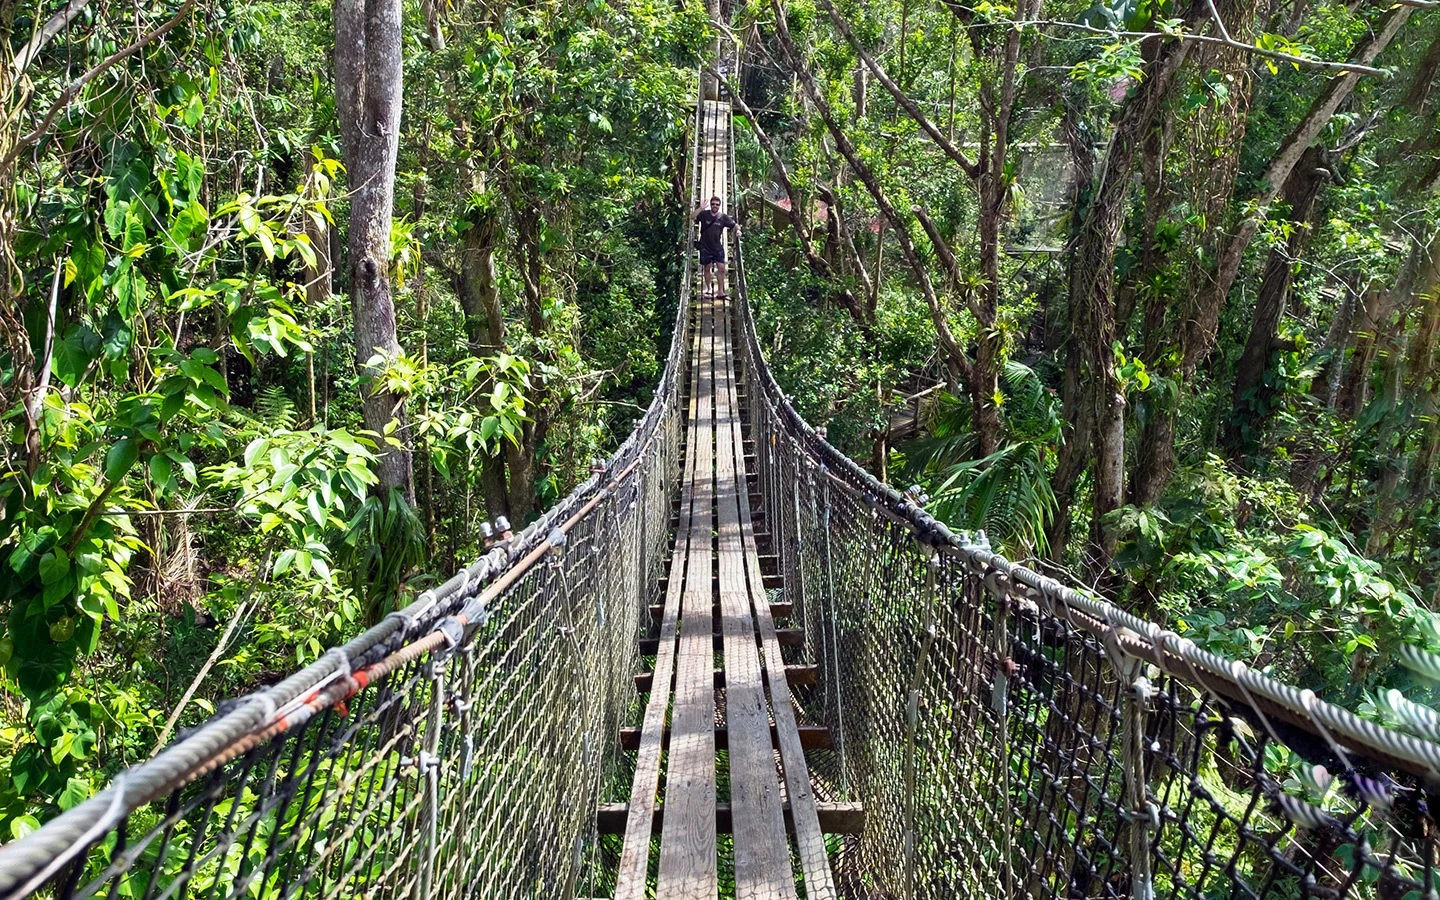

{"left": 104, "top": 438, "right": 140, "bottom": 484}
{"left": 39, "top": 550, "right": 71, "bottom": 586}
{"left": 9, "top": 816, "right": 40, "bottom": 841}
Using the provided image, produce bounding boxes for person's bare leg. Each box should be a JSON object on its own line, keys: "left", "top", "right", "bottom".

{"left": 717, "top": 261, "right": 728, "bottom": 298}
{"left": 701, "top": 262, "right": 710, "bottom": 297}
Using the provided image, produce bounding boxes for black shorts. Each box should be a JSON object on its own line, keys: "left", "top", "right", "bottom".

{"left": 699, "top": 247, "right": 726, "bottom": 265}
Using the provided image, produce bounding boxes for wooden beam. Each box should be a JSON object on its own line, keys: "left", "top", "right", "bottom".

{"left": 634, "top": 664, "right": 818, "bottom": 694}
{"left": 658, "top": 572, "right": 783, "bottom": 592}
{"left": 649, "top": 602, "right": 792, "bottom": 625}
{"left": 639, "top": 628, "right": 803, "bottom": 655}
{"left": 617, "top": 724, "right": 833, "bottom": 752}
{"left": 596, "top": 802, "right": 866, "bottom": 835}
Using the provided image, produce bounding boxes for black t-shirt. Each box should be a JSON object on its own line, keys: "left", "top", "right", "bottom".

{"left": 696, "top": 210, "right": 737, "bottom": 254}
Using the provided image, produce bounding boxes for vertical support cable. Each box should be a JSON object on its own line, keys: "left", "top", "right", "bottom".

{"left": 818, "top": 465, "right": 849, "bottom": 796}
{"left": 414, "top": 657, "right": 445, "bottom": 900}
{"left": 1106, "top": 625, "right": 1155, "bottom": 900}
{"left": 904, "top": 548, "right": 939, "bottom": 900}
{"left": 636, "top": 445, "right": 650, "bottom": 614}
{"left": 986, "top": 569, "right": 1014, "bottom": 900}
{"left": 791, "top": 475, "right": 805, "bottom": 624}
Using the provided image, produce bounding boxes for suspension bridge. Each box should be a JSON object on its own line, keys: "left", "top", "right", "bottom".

{"left": 5, "top": 57, "right": 1440, "bottom": 900}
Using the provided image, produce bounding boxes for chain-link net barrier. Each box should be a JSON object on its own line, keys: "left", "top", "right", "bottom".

{"left": 726, "top": 117, "right": 1440, "bottom": 898}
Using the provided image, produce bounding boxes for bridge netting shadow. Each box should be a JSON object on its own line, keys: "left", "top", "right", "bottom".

{"left": 6, "top": 49, "right": 1440, "bottom": 900}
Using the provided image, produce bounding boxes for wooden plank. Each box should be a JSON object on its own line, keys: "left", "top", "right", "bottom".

{"left": 638, "top": 628, "right": 803, "bottom": 655}
{"left": 617, "top": 724, "right": 833, "bottom": 752}
{"left": 720, "top": 291, "right": 840, "bottom": 898}
{"left": 712, "top": 211, "right": 795, "bottom": 897}
{"left": 655, "top": 257, "right": 719, "bottom": 898}
{"left": 650, "top": 601, "right": 792, "bottom": 624}
{"left": 633, "top": 664, "right": 818, "bottom": 694}
{"left": 613, "top": 234, "right": 711, "bottom": 900}
{"left": 597, "top": 802, "right": 867, "bottom": 836}
{"left": 656, "top": 571, "right": 783, "bottom": 592}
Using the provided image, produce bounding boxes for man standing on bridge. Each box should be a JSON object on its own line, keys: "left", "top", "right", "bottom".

{"left": 695, "top": 195, "right": 741, "bottom": 299}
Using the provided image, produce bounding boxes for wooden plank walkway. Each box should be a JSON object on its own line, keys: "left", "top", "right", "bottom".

{"left": 612, "top": 99, "right": 838, "bottom": 900}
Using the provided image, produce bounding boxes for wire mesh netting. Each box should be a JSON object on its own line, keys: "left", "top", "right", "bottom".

{"left": 730, "top": 203, "right": 1440, "bottom": 898}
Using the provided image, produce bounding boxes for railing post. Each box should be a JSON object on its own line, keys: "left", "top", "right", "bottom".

{"left": 816, "top": 463, "right": 849, "bottom": 796}
{"left": 904, "top": 547, "right": 939, "bottom": 900}
{"left": 1105, "top": 627, "right": 1156, "bottom": 900}
{"left": 791, "top": 473, "right": 804, "bottom": 625}
{"left": 635, "top": 422, "right": 649, "bottom": 604}
{"left": 414, "top": 656, "right": 445, "bottom": 900}
{"left": 985, "top": 567, "right": 1015, "bottom": 900}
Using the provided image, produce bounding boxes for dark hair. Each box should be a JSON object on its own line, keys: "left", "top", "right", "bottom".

{"left": 710, "top": 196, "right": 721, "bottom": 203}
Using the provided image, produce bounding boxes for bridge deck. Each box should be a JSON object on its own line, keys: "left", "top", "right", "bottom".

{"left": 613, "top": 100, "right": 836, "bottom": 900}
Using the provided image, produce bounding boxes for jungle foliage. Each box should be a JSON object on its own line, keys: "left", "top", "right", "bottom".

{"left": 3, "top": 0, "right": 1440, "bottom": 844}
{"left": 729, "top": 0, "right": 1440, "bottom": 714}
{"left": 0, "top": 0, "right": 705, "bottom": 836}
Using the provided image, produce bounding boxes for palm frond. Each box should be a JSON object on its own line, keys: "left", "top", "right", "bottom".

{"left": 898, "top": 361, "right": 1061, "bottom": 557}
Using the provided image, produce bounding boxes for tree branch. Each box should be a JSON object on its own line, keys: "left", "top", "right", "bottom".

{"left": 913, "top": 205, "right": 986, "bottom": 321}
{"left": 1015, "top": 18, "right": 1390, "bottom": 76}
{"left": 814, "top": 0, "right": 980, "bottom": 178}
{"left": 4, "top": 0, "right": 199, "bottom": 168}
{"left": 13, "top": 0, "right": 92, "bottom": 76}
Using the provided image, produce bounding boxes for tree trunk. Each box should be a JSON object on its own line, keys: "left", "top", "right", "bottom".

{"left": 1222, "top": 146, "right": 1329, "bottom": 456}
{"left": 1399, "top": 231, "right": 1440, "bottom": 536}
{"left": 1046, "top": 92, "right": 1098, "bottom": 562}
{"left": 1201, "top": 4, "right": 1411, "bottom": 346}
{"left": 459, "top": 203, "right": 505, "bottom": 354}
{"left": 1130, "top": 15, "right": 1257, "bottom": 507}
{"left": 457, "top": 201, "right": 511, "bottom": 520}
{"left": 334, "top": 0, "right": 414, "bottom": 500}
{"left": 1046, "top": 339, "right": 1092, "bottom": 560}
{"left": 1338, "top": 283, "right": 1402, "bottom": 420}
{"left": 1062, "top": 3, "right": 1204, "bottom": 559}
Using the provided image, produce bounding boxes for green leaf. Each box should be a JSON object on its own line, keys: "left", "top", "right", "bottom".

{"left": 238, "top": 204, "right": 262, "bottom": 237}
{"left": 182, "top": 92, "right": 205, "bottom": 126}
{"left": 255, "top": 226, "right": 277, "bottom": 261}
{"left": 39, "top": 550, "right": 71, "bottom": 586}
{"left": 9, "top": 816, "right": 40, "bottom": 842}
{"left": 149, "top": 453, "right": 174, "bottom": 489}
{"left": 114, "top": 268, "right": 148, "bottom": 318}
{"left": 58, "top": 776, "right": 91, "bottom": 811}
{"left": 307, "top": 491, "right": 326, "bottom": 527}
{"left": 104, "top": 438, "right": 140, "bottom": 484}
{"left": 53, "top": 325, "right": 100, "bottom": 389}
{"left": 273, "top": 548, "right": 296, "bottom": 576}
{"left": 104, "top": 200, "right": 130, "bottom": 239}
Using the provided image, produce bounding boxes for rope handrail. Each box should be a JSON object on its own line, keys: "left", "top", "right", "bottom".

{"left": 728, "top": 201, "right": 1440, "bottom": 783}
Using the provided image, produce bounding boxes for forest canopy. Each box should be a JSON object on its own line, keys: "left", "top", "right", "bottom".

{"left": 1, "top": 0, "right": 1439, "bottom": 844}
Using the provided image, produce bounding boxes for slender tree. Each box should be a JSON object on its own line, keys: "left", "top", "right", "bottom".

{"left": 335, "top": 0, "right": 415, "bottom": 500}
